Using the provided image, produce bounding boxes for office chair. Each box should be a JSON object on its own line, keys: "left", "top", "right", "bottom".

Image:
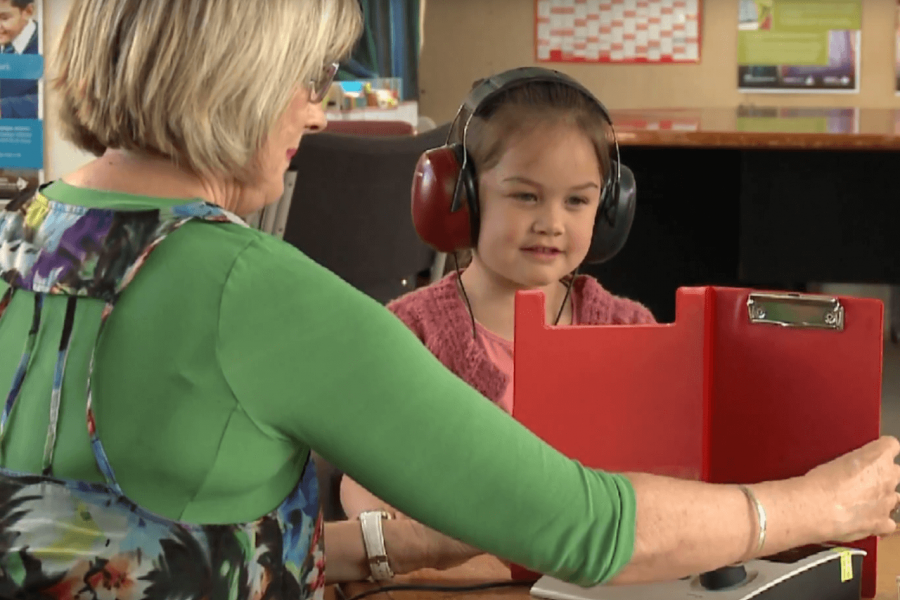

{"left": 277, "top": 123, "right": 451, "bottom": 304}
{"left": 324, "top": 119, "right": 416, "bottom": 136}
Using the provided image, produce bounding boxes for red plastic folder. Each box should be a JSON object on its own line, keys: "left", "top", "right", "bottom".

{"left": 511, "top": 287, "right": 883, "bottom": 597}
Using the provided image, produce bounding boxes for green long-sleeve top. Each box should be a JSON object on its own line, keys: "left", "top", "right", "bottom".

{"left": 0, "top": 180, "right": 636, "bottom": 586}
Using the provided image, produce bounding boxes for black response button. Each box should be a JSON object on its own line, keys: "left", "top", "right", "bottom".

{"left": 699, "top": 565, "right": 748, "bottom": 590}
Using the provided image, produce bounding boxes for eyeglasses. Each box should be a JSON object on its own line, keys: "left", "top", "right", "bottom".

{"left": 309, "top": 62, "right": 339, "bottom": 103}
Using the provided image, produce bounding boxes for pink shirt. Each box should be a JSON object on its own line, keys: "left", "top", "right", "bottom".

{"left": 475, "top": 297, "right": 579, "bottom": 415}
{"left": 387, "top": 272, "right": 655, "bottom": 408}
{"left": 475, "top": 324, "right": 515, "bottom": 414}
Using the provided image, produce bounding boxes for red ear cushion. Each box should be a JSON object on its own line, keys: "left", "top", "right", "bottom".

{"left": 410, "top": 146, "right": 473, "bottom": 253}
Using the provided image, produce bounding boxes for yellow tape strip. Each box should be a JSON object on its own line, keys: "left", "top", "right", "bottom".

{"left": 839, "top": 551, "right": 853, "bottom": 582}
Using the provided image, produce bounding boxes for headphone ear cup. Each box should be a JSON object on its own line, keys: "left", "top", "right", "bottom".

{"left": 587, "top": 162, "right": 636, "bottom": 264}
{"left": 411, "top": 143, "right": 477, "bottom": 253}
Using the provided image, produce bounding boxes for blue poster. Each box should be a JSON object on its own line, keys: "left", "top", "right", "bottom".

{"left": 0, "top": 0, "right": 42, "bottom": 200}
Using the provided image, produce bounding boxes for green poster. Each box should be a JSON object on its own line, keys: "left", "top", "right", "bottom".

{"left": 737, "top": 0, "right": 860, "bottom": 92}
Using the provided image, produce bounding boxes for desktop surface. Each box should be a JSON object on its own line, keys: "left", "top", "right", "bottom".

{"left": 609, "top": 107, "right": 900, "bottom": 150}
{"left": 331, "top": 535, "right": 900, "bottom": 600}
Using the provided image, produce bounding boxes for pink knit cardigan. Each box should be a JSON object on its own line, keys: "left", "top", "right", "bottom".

{"left": 387, "top": 272, "right": 656, "bottom": 403}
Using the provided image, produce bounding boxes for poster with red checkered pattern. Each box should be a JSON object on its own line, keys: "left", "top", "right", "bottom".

{"left": 535, "top": 0, "right": 701, "bottom": 63}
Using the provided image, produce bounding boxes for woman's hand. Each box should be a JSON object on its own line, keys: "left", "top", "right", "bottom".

{"left": 802, "top": 435, "right": 900, "bottom": 542}
{"left": 612, "top": 436, "right": 900, "bottom": 585}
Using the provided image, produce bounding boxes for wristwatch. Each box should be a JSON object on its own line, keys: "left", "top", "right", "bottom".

{"left": 359, "top": 510, "right": 394, "bottom": 581}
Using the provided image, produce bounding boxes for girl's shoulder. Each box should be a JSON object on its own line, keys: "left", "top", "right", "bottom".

{"left": 573, "top": 275, "right": 656, "bottom": 325}
{"left": 386, "top": 272, "right": 471, "bottom": 336}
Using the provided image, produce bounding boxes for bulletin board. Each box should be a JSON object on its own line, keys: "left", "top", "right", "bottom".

{"left": 534, "top": 0, "right": 702, "bottom": 63}
{"left": 0, "top": 0, "right": 43, "bottom": 207}
{"left": 738, "top": 0, "right": 861, "bottom": 93}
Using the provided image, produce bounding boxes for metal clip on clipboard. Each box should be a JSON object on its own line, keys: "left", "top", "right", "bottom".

{"left": 747, "top": 292, "right": 844, "bottom": 331}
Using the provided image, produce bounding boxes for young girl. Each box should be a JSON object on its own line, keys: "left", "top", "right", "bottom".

{"left": 341, "top": 68, "right": 655, "bottom": 546}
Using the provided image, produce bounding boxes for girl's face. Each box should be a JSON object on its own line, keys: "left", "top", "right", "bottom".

{"left": 472, "top": 121, "right": 602, "bottom": 289}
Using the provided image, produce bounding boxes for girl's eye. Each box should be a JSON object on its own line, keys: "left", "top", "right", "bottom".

{"left": 512, "top": 192, "right": 538, "bottom": 202}
{"left": 567, "top": 196, "right": 589, "bottom": 206}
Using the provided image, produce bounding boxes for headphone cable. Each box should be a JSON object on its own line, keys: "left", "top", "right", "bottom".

{"left": 552, "top": 268, "right": 579, "bottom": 326}
{"left": 452, "top": 252, "right": 479, "bottom": 340}
{"left": 455, "top": 255, "right": 577, "bottom": 339}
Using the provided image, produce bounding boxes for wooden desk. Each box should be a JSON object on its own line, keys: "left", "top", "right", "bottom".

{"left": 330, "top": 536, "right": 900, "bottom": 599}
{"left": 608, "top": 107, "right": 900, "bottom": 151}
{"left": 329, "top": 556, "right": 517, "bottom": 600}
{"left": 581, "top": 106, "right": 900, "bottom": 322}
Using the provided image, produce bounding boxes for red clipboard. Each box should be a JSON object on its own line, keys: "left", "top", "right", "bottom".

{"left": 511, "top": 286, "right": 883, "bottom": 597}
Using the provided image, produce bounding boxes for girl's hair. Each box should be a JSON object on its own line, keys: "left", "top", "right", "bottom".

{"left": 460, "top": 80, "right": 613, "bottom": 189}
{"left": 446, "top": 79, "right": 613, "bottom": 270}
{"left": 51, "top": 0, "right": 362, "bottom": 184}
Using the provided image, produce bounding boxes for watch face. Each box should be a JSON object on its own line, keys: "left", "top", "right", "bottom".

{"left": 360, "top": 510, "right": 393, "bottom": 520}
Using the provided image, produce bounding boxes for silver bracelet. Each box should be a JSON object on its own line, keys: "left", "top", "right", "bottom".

{"left": 739, "top": 484, "right": 767, "bottom": 556}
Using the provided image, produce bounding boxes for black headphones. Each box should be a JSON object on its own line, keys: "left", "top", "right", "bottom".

{"left": 410, "top": 66, "right": 636, "bottom": 265}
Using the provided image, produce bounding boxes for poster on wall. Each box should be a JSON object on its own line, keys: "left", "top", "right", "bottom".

{"left": 895, "top": 0, "right": 900, "bottom": 94}
{"left": 535, "top": 0, "right": 701, "bottom": 64}
{"left": 0, "top": 0, "right": 42, "bottom": 209}
{"left": 738, "top": 0, "right": 861, "bottom": 93}
{"left": 737, "top": 106, "right": 859, "bottom": 134}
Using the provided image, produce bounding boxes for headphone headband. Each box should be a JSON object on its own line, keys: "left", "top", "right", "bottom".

{"left": 462, "top": 67, "right": 613, "bottom": 126}
{"left": 456, "top": 68, "right": 620, "bottom": 208}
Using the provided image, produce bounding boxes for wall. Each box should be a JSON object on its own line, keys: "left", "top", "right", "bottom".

{"left": 42, "top": 1, "right": 900, "bottom": 174}
{"left": 44, "top": 0, "right": 92, "bottom": 180}
{"left": 418, "top": 0, "right": 900, "bottom": 122}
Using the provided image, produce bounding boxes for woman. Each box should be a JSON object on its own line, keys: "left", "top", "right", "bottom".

{"left": 0, "top": 1, "right": 896, "bottom": 598}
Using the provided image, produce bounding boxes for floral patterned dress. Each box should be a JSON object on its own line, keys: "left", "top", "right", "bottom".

{"left": 0, "top": 189, "right": 325, "bottom": 600}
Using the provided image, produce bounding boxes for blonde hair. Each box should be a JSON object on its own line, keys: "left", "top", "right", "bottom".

{"left": 51, "top": 0, "right": 362, "bottom": 183}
